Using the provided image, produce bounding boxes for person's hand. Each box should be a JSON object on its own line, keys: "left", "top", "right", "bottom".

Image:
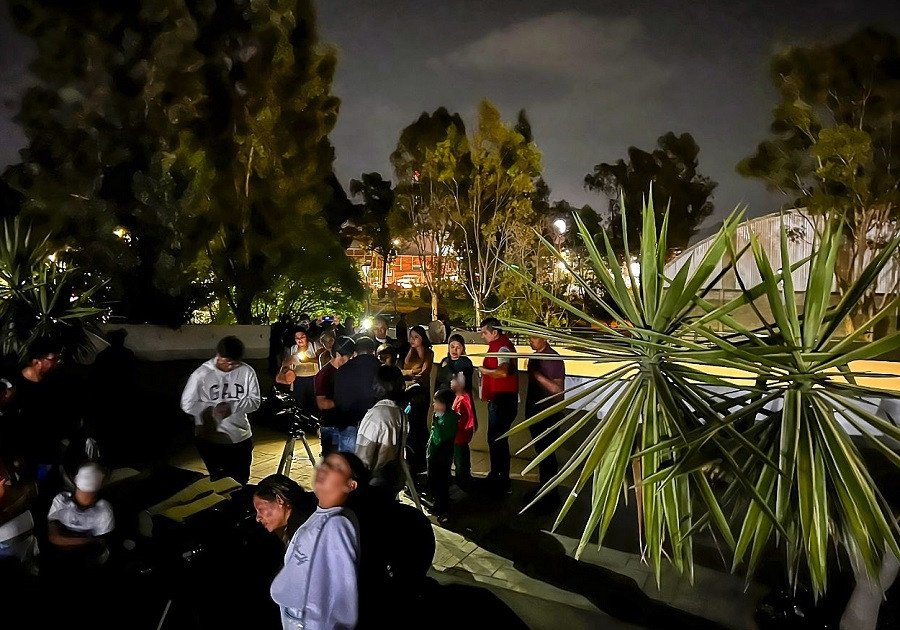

{"left": 213, "top": 402, "right": 232, "bottom": 421}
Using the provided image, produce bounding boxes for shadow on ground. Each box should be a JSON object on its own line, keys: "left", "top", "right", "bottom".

{"left": 437, "top": 477, "right": 727, "bottom": 630}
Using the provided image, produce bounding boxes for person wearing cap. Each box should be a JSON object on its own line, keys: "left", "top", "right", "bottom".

{"left": 315, "top": 337, "right": 357, "bottom": 457}
{"left": 46, "top": 463, "right": 114, "bottom": 563}
{"left": 332, "top": 337, "right": 381, "bottom": 453}
{"left": 180, "top": 336, "right": 261, "bottom": 485}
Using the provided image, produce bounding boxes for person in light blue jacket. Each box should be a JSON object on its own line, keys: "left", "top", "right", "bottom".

{"left": 270, "top": 451, "right": 368, "bottom": 630}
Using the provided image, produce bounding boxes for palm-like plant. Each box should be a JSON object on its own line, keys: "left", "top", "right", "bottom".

{"left": 0, "top": 218, "right": 107, "bottom": 361}
{"left": 506, "top": 196, "right": 900, "bottom": 595}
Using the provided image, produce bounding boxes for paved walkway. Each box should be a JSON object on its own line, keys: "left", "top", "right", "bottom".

{"left": 170, "top": 427, "right": 760, "bottom": 629}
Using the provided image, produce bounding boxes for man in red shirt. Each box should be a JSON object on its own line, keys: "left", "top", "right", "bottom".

{"left": 478, "top": 318, "right": 518, "bottom": 493}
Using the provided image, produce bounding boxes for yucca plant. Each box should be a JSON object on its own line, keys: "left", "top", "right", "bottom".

{"left": 504, "top": 195, "right": 900, "bottom": 596}
{"left": 0, "top": 218, "right": 107, "bottom": 361}
{"left": 694, "top": 216, "right": 900, "bottom": 596}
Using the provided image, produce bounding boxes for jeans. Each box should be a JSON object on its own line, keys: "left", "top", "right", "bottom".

{"left": 319, "top": 425, "right": 358, "bottom": 457}
{"left": 487, "top": 393, "right": 518, "bottom": 480}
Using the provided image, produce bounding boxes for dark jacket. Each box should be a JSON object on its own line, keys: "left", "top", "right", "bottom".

{"left": 334, "top": 354, "right": 380, "bottom": 429}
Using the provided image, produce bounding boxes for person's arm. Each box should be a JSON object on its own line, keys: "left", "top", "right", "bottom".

{"left": 232, "top": 369, "right": 262, "bottom": 416}
{"left": 479, "top": 347, "right": 512, "bottom": 378}
{"left": 414, "top": 350, "right": 433, "bottom": 381}
{"left": 306, "top": 516, "right": 359, "bottom": 630}
{"left": 180, "top": 368, "right": 211, "bottom": 426}
{"left": 401, "top": 348, "right": 416, "bottom": 377}
{"left": 316, "top": 395, "right": 335, "bottom": 411}
{"left": 533, "top": 371, "right": 564, "bottom": 395}
{"left": 315, "top": 371, "right": 335, "bottom": 411}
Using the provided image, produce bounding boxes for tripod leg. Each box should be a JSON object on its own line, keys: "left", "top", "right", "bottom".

{"left": 298, "top": 434, "right": 318, "bottom": 469}
{"left": 156, "top": 599, "right": 173, "bottom": 630}
{"left": 400, "top": 458, "right": 423, "bottom": 512}
{"left": 278, "top": 437, "right": 296, "bottom": 477}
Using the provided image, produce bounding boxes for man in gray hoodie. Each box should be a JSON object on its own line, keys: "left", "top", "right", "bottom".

{"left": 180, "top": 336, "right": 261, "bottom": 484}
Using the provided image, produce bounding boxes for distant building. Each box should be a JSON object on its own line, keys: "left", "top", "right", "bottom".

{"left": 346, "top": 238, "right": 459, "bottom": 290}
{"left": 666, "top": 208, "right": 900, "bottom": 298}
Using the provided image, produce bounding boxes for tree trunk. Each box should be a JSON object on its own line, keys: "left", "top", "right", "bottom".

{"left": 431, "top": 289, "right": 440, "bottom": 321}
{"left": 473, "top": 296, "right": 484, "bottom": 324}
{"left": 381, "top": 255, "right": 388, "bottom": 289}
{"left": 233, "top": 293, "right": 254, "bottom": 325}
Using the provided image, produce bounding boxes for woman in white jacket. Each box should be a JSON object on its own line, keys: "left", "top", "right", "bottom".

{"left": 270, "top": 452, "right": 368, "bottom": 630}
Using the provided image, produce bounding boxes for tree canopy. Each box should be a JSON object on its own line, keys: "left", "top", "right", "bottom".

{"left": 435, "top": 101, "right": 543, "bottom": 319}
{"left": 738, "top": 28, "right": 900, "bottom": 327}
{"left": 5, "top": 0, "right": 355, "bottom": 324}
{"left": 389, "top": 107, "right": 466, "bottom": 319}
{"left": 585, "top": 132, "right": 716, "bottom": 257}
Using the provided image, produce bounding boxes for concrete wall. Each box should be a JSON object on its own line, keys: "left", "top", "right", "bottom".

{"left": 93, "top": 324, "right": 270, "bottom": 362}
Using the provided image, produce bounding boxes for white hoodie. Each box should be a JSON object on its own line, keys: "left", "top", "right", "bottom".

{"left": 180, "top": 358, "right": 261, "bottom": 443}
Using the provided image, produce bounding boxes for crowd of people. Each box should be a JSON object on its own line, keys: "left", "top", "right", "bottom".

{"left": 0, "top": 314, "right": 571, "bottom": 628}
{"left": 178, "top": 313, "right": 570, "bottom": 627}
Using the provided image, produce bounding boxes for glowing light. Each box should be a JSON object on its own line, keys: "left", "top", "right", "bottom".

{"left": 47, "top": 253, "right": 57, "bottom": 263}
{"left": 392, "top": 238, "right": 401, "bottom": 246}
{"left": 361, "top": 317, "right": 374, "bottom": 330}
{"left": 553, "top": 218, "right": 568, "bottom": 234}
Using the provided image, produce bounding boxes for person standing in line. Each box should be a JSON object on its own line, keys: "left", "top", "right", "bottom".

{"left": 283, "top": 328, "right": 320, "bottom": 412}
{"left": 333, "top": 337, "right": 380, "bottom": 453}
{"left": 315, "top": 337, "right": 356, "bottom": 457}
{"left": 426, "top": 389, "right": 458, "bottom": 515}
{"left": 435, "top": 334, "right": 474, "bottom": 394}
{"left": 450, "top": 374, "right": 476, "bottom": 488}
{"left": 316, "top": 329, "right": 337, "bottom": 370}
{"left": 524, "top": 330, "right": 566, "bottom": 506}
{"left": 477, "top": 318, "right": 518, "bottom": 494}
{"left": 401, "top": 325, "right": 433, "bottom": 477}
{"left": 370, "top": 316, "right": 394, "bottom": 348}
{"left": 355, "top": 365, "right": 408, "bottom": 495}
{"left": 180, "top": 336, "right": 261, "bottom": 485}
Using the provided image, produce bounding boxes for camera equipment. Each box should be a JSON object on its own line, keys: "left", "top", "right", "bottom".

{"left": 272, "top": 391, "right": 319, "bottom": 475}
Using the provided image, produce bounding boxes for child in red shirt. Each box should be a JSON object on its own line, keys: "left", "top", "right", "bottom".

{"left": 451, "top": 374, "right": 476, "bottom": 488}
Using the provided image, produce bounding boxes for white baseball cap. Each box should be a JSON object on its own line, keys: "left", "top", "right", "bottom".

{"left": 74, "top": 463, "right": 103, "bottom": 493}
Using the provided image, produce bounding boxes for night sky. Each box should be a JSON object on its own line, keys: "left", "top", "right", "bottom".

{"left": 2, "top": 1, "right": 899, "bottom": 233}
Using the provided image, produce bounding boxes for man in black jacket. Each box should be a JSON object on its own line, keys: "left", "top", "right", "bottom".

{"left": 332, "top": 337, "right": 381, "bottom": 451}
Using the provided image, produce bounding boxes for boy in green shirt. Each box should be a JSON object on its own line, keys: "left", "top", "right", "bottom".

{"left": 427, "top": 388, "right": 458, "bottom": 515}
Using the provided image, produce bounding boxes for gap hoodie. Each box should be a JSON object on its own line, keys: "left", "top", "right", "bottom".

{"left": 180, "top": 358, "right": 261, "bottom": 443}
